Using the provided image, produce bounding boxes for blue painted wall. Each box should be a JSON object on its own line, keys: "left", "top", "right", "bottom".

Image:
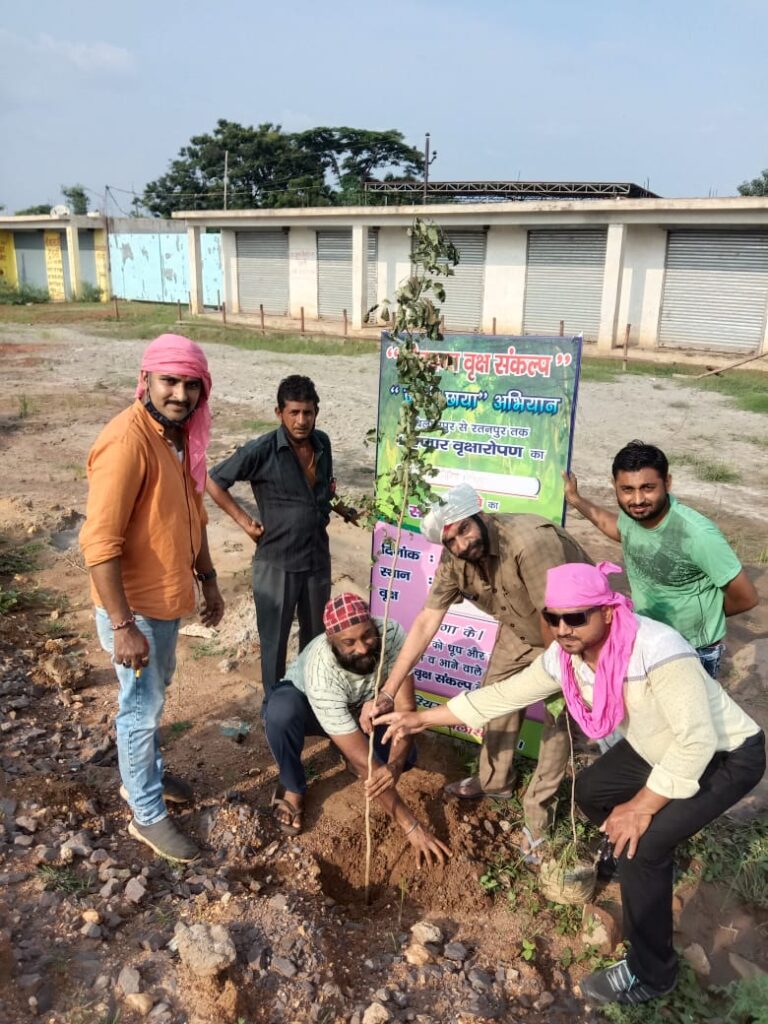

{"left": 108, "top": 228, "right": 221, "bottom": 306}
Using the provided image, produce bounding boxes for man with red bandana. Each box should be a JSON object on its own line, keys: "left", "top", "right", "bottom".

{"left": 261, "top": 593, "right": 450, "bottom": 869}
{"left": 80, "top": 334, "right": 224, "bottom": 862}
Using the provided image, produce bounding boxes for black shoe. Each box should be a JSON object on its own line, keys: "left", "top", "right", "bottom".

{"left": 580, "top": 959, "right": 676, "bottom": 1006}
{"left": 596, "top": 837, "right": 619, "bottom": 881}
{"left": 128, "top": 817, "right": 200, "bottom": 863}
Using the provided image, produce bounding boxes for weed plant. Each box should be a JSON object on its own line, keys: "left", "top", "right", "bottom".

{"left": 677, "top": 815, "right": 768, "bottom": 909}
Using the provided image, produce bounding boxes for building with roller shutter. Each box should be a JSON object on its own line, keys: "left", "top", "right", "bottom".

{"left": 176, "top": 196, "right": 768, "bottom": 357}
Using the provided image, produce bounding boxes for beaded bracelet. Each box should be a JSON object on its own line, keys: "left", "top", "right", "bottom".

{"left": 111, "top": 615, "right": 136, "bottom": 631}
{"left": 402, "top": 820, "right": 420, "bottom": 838}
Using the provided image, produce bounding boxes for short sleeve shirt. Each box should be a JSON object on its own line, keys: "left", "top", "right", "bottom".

{"left": 208, "top": 426, "right": 333, "bottom": 573}
{"left": 425, "top": 514, "right": 593, "bottom": 677}
{"left": 617, "top": 496, "right": 742, "bottom": 648}
{"left": 283, "top": 618, "right": 406, "bottom": 735}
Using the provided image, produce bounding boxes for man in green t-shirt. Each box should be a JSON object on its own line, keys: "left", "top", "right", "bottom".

{"left": 563, "top": 440, "right": 758, "bottom": 678}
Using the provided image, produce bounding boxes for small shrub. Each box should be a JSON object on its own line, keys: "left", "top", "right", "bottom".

{"left": 0, "top": 280, "right": 50, "bottom": 305}
{"left": 78, "top": 282, "right": 103, "bottom": 303}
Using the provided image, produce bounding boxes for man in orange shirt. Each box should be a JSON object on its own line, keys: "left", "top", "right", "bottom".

{"left": 80, "top": 334, "right": 224, "bottom": 862}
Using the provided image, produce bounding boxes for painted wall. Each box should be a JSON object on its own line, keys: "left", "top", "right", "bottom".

{"left": 0, "top": 231, "right": 18, "bottom": 287}
{"left": 14, "top": 232, "right": 47, "bottom": 290}
{"left": 109, "top": 226, "right": 221, "bottom": 305}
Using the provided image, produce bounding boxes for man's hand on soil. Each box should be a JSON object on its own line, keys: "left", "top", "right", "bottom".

{"left": 365, "top": 763, "right": 401, "bottom": 800}
{"left": 405, "top": 822, "right": 451, "bottom": 869}
{"left": 200, "top": 582, "right": 225, "bottom": 627}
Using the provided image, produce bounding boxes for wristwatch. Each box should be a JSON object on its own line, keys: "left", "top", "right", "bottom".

{"left": 195, "top": 568, "right": 217, "bottom": 583}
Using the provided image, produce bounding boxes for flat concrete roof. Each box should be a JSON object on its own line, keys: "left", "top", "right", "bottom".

{"left": 173, "top": 196, "right": 768, "bottom": 230}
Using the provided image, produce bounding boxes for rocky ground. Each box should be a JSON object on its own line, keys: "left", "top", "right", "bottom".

{"left": 0, "top": 322, "right": 766, "bottom": 1024}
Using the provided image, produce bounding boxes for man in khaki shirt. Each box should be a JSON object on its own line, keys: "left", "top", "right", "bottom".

{"left": 362, "top": 484, "right": 592, "bottom": 842}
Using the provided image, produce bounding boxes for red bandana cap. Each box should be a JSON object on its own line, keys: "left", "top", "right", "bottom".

{"left": 135, "top": 334, "right": 212, "bottom": 495}
{"left": 323, "top": 593, "right": 371, "bottom": 635}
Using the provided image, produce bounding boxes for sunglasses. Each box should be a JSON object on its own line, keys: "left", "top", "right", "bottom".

{"left": 542, "top": 606, "right": 602, "bottom": 628}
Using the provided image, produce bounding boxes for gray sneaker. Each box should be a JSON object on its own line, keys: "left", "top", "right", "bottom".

{"left": 128, "top": 817, "right": 200, "bottom": 863}
{"left": 120, "top": 773, "right": 194, "bottom": 806}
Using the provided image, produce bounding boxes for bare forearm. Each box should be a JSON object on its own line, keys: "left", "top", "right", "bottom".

{"left": 568, "top": 493, "right": 620, "bottom": 541}
{"left": 625, "top": 786, "right": 670, "bottom": 815}
{"left": 206, "top": 478, "right": 258, "bottom": 533}
{"left": 723, "top": 571, "right": 758, "bottom": 616}
{"left": 384, "top": 608, "right": 444, "bottom": 698}
{"left": 195, "top": 526, "right": 215, "bottom": 575}
{"left": 89, "top": 559, "right": 132, "bottom": 622}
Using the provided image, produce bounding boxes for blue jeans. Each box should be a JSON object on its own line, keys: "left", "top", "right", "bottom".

{"left": 697, "top": 642, "right": 725, "bottom": 679}
{"left": 95, "top": 608, "right": 179, "bottom": 826}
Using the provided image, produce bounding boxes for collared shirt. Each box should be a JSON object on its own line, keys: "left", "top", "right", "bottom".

{"left": 449, "top": 614, "right": 759, "bottom": 800}
{"left": 425, "top": 513, "right": 593, "bottom": 676}
{"left": 209, "top": 426, "right": 333, "bottom": 573}
{"left": 284, "top": 617, "right": 405, "bottom": 735}
{"left": 80, "top": 400, "right": 206, "bottom": 620}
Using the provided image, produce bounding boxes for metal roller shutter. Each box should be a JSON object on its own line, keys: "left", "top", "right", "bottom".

{"left": 523, "top": 229, "right": 607, "bottom": 340}
{"left": 659, "top": 231, "right": 768, "bottom": 353}
{"left": 440, "top": 230, "right": 486, "bottom": 331}
{"left": 367, "top": 229, "right": 378, "bottom": 316}
{"left": 236, "top": 230, "right": 289, "bottom": 315}
{"left": 318, "top": 230, "right": 352, "bottom": 319}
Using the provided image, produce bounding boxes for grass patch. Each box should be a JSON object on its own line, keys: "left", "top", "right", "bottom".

{"left": 678, "top": 815, "right": 768, "bottom": 910}
{"left": 743, "top": 433, "right": 768, "bottom": 449}
{"left": 0, "top": 300, "right": 379, "bottom": 355}
{"left": 169, "top": 720, "right": 193, "bottom": 737}
{"left": 580, "top": 355, "right": 768, "bottom": 416}
{"left": 240, "top": 418, "right": 276, "bottom": 435}
{"left": 189, "top": 638, "right": 226, "bottom": 660}
{"left": 671, "top": 454, "right": 741, "bottom": 484}
{"left": 0, "top": 540, "right": 44, "bottom": 575}
{"left": 38, "top": 864, "right": 92, "bottom": 896}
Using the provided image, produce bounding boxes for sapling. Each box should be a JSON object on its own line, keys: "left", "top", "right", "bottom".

{"left": 362, "top": 219, "right": 458, "bottom": 899}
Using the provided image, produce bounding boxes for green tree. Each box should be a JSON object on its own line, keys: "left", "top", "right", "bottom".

{"left": 296, "top": 126, "right": 423, "bottom": 204}
{"left": 737, "top": 169, "right": 768, "bottom": 196}
{"left": 140, "top": 120, "right": 424, "bottom": 215}
{"left": 61, "top": 184, "right": 88, "bottom": 214}
{"left": 15, "top": 204, "right": 52, "bottom": 215}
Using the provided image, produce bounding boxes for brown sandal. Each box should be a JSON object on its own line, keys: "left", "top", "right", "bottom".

{"left": 444, "top": 776, "right": 516, "bottom": 800}
{"left": 270, "top": 786, "right": 303, "bottom": 836}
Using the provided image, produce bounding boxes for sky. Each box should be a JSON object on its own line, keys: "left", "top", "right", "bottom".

{"left": 2, "top": 0, "right": 767, "bottom": 213}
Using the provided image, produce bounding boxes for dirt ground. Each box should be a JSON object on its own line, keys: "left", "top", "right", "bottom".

{"left": 0, "top": 323, "right": 766, "bottom": 1024}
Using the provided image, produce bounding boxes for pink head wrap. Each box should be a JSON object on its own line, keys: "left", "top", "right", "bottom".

{"left": 136, "top": 334, "right": 212, "bottom": 494}
{"left": 544, "top": 561, "right": 637, "bottom": 739}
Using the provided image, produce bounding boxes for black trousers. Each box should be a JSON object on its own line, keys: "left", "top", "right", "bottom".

{"left": 251, "top": 560, "right": 330, "bottom": 697}
{"left": 575, "top": 732, "right": 765, "bottom": 989}
{"left": 263, "top": 681, "right": 416, "bottom": 795}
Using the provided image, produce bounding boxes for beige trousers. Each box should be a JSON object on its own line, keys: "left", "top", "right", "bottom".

{"left": 478, "top": 654, "right": 569, "bottom": 837}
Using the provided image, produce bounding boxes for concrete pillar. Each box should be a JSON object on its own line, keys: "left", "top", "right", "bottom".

{"left": 288, "top": 227, "right": 318, "bottom": 318}
{"left": 220, "top": 230, "right": 239, "bottom": 314}
{"left": 596, "top": 223, "right": 626, "bottom": 351}
{"left": 636, "top": 228, "right": 668, "bottom": 350}
{"left": 351, "top": 224, "right": 367, "bottom": 328}
{"left": 65, "top": 223, "right": 81, "bottom": 300}
{"left": 187, "top": 226, "right": 203, "bottom": 314}
{"left": 482, "top": 226, "right": 527, "bottom": 333}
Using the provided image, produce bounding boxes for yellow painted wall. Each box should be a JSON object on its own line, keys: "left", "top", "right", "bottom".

{"left": 0, "top": 231, "right": 18, "bottom": 288}
{"left": 94, "top": 229, "right": 109, "bottom": 301}
{"left": 44, "top": 231, "right": 66, "bottom": 301}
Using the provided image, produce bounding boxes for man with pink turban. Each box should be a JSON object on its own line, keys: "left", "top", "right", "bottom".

{"left": 375, "top": 562, "right": 764, "bottom": 1007}
{"left": 80, "top": 334, "right": 224, "bottom": 862}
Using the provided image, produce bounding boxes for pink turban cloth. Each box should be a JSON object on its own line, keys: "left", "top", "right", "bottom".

{"left": 135, "top": 334, "right": 212, "bottom": 494}
{"left": 544, "top": 561, "right": 637, "bottom": 739}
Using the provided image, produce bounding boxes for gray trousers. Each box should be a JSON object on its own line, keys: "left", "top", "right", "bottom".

{"left": 251, "top": 560, "right": 330, "bottom": 697}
